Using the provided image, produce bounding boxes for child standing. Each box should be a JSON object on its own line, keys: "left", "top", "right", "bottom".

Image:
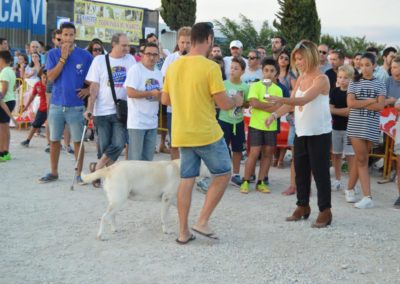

{"left": 21, "top": 68, "right": 49, "bottom": 147}
{"left": 347, "top": 53, "right": 386, "bottom": 209}
{"left": 329, "top": 65, "right": 359, "bottom": 202}
{"left": 240, "top": 58, "right": 283, "bottom": 193}
{"left": 218, "top": 57, "right": 249, "bottom": 186}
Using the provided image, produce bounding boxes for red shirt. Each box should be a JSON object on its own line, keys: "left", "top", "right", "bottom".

{"left": 32, "top": 81, "right": 47, "bottom": 112}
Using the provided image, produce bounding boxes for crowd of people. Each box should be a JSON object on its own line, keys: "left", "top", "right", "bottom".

{"left": 0, "top": 21, "right": 399, "bottom": 243}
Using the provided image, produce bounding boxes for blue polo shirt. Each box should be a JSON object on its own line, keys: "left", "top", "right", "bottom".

{"left": 46, "top": 47, "right": 93, "bottom": 107}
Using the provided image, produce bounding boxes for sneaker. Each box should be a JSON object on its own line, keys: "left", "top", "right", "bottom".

{"left": 196, "top": 177, "right": 209, "bottom": 194}
{"left": 66, "top": 145, "right": 74, "bottom": 155}
{"left": 263, "top": 176, "right": 269, "bottom": 185}
{"left": 393, "top": 196, "right": 400, "bottom": 209}
{"left": 354, "top": 196, "right": 374, "bottom": 209}
{"left": 21, "top": 140, "right": 30, "bottom": 147}
{"left": 240, "top": 180, "right": 250, "bottom": 194}
{"left": 256, "top": 180, "right": 270, "bottom": 193}
{"left": 76, "top": 175, "right": 87, "bottom": 186}
{"left": 44, "top": 144, "right": 50, "bottom": 153}
{"left": 332, "top": 180, "right": 342, "bottom": 191}
{"left": 249, "top": 175, "right": 256, "bottom": 183}
{"left": 354, "top": 185, "right": 361, "bottom": 195}
{"left": 344, "top": 189, "right": 357, "bottom": 203}
{"left": 1, "top": 153, "right": 11, "bottom": 161}
{"left": 230, "top": 175, "right": 242, "bottom": 187}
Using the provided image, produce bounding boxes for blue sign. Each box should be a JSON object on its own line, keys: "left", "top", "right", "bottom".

{"left": 0, "top": 0, "right": 46, "bottom": 35}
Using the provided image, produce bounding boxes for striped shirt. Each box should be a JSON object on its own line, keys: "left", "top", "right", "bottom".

{"left": 347, "top": 77, "right": 386, "bottom": 144}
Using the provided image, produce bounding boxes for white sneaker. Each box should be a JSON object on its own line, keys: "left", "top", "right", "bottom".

{"left": 345, "top": 189, "right": 357, "bottom": 203}
{"left": 354, "top": 196, "right": 374, "bottom": 209}
{"left": 332, "top": 180, "right": 342, "bottom": 191}
{"left": 354, "top": 185, "right": 361, "bottom": 195}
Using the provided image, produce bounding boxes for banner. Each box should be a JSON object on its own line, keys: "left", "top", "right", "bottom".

{"left": 74, "top": 0, "right": 144, "bottom": 45}
{"left": 0, "top": 0, "right": 46, "bottom": 35}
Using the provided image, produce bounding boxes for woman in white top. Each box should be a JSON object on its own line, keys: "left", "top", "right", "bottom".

{"left": 266, "top": 40, "right": 332, "bottom": 228}
{"left": 24, "top": 52, "right": 41, "bottom": 80}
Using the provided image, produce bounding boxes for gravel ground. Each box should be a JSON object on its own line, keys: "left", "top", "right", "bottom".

{"left": 1, "top": 129, "right": 399, "bottom": 284}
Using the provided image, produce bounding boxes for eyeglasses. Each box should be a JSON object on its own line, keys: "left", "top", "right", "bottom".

{"left": 318, "top": 50, "right": 327, "bottom": 55}
{"left": 144, "top": 52, "right": 159, "bottom": 57}
{"left": 93, "top": 48, "right": 102, "bottom": 52}
{"left": 248, "top": 56, "right": 258, "bottom": 60}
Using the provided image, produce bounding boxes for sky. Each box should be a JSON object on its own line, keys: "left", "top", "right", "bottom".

{"left": 98, "top": 0, "right": 400, "bottom": 47}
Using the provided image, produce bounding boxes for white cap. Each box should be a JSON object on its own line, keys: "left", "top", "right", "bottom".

{"left": 229, "top": 40, "right": 243, "bottom": 49}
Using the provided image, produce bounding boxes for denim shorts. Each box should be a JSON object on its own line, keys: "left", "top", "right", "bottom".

{"left": 48, "top": 104, "right": 84, "bottom": 142}
{"left": 127, "top": 128, "right": 157, "bottom": 161}
{"left": 180, "top": 137, "right": 231, "bottom": 178}
{"left": 94, "top": 114, "right": 126, "bottom": 161}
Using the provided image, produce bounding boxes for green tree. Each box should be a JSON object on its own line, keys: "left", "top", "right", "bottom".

{"left": 273, "top": 0, "right": 321, "bottom": 48}
{"left": 160, "top": 0, "right": 196, "bottom": 31}
{"left": 214, "top": 14, "right": 274, "bottom": 55}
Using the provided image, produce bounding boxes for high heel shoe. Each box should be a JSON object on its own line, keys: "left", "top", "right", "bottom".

{"left": 286, "top": 205, "right": 311, "bottom": 221}
{"left": 311, "top": 208, "right": 332, "bottom": 228}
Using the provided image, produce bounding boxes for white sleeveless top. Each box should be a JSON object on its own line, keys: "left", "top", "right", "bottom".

{"left": 294, "top": 88, "right": 332, "bottom": 137}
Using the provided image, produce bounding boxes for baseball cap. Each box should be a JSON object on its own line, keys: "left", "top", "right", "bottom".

{"left": 230, "top": 40, "right": 243, "bottom": 49}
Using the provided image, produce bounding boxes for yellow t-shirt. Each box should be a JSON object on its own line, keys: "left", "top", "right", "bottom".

{"left": 163, "top": 55, "right": 225, "bottom": 147}
{"left": 248, "top": 81, "right": 283, "bottom": 131}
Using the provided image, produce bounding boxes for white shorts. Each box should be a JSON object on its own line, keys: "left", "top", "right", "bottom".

{"left": 332, "top": 130, "right": 354, "bottom": 155}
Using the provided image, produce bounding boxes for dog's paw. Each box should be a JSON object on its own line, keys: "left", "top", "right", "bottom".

{"left": 111, "top": 227, "right": 118, "bottom": 233}
{"left": 96, "top": 234, "right": 105, "bottom": 241}
{"left": 162, "top": 225, "right": 170, "bottom": 234}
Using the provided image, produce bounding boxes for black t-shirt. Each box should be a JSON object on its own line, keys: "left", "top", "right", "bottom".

{"left": 329, "top": 87, "right": 348, "bottom": 130}
{"left": 325, "top": 68, "right": 337, "bottom": 91}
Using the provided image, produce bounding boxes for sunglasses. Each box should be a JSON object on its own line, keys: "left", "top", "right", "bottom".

{"left": 248, "top": 56, "right": 258, "bottom": 60}
{"left": 318, "top": 50, "right": 327, "bottom": 55}
{"left": 93, "top": 48, "right": 102, "bottom": 52}
{"left": 295, "top": 42, "right": 308, "bottom": 50}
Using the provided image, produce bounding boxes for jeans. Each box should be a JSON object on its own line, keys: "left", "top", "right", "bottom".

{"left": 180, "top": 138, "right": 231, "bottom": 178}
{"left": 294, "top": 132, "right": 332, "bottom": 211}
{"left": 48, "top": 104, "right": 84, "bottom": 142}
{"left": 94, "top": 114, "right": 126, "bottom": 161}
{"left": 128, "top": 128, "right": 157, "bottom": 161}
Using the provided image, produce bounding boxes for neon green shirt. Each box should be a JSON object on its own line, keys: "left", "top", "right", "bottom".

{"left": 219, "top": 80, "right": 249, "bottom": 124}
{"left": 248, "top": 81, "right": 283, "bottom": 131}
{"left": 0, "top": 66, "right": 16, "bottom": 102}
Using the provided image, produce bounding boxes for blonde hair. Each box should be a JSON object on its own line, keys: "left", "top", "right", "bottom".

{"left": 177, "top": 26, "right": 191, "bottom": 39}
{"left": 291, "top": 40, "right": 319, "bottom": 73}
{"left": 338, "top": 64, "right": 355, "bottom": 79}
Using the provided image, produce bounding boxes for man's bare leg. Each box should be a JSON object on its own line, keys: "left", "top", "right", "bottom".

{"left": 192, "top": 173, "right": 230, "bottom": 235}
{"left": 177, "top": 178, "right": 196, "bottom": 242}
{"left": 50, "top": 141, "right": 61, "bottom": 176}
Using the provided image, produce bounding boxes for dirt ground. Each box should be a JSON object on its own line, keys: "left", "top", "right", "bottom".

{"left": 1, "top": 128, "right": 399, "bottom": 284}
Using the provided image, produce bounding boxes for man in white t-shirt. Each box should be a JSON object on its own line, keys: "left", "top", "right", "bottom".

{"left": 85, "top": 33, "right": 136, "bottom": 178}
{"left": 124, "top": 42, "right": 163, "bottom": 161}
{"left": 223, "top": 40, "right": 248, "bottom": 80}
{"left": 241, "top": 49, "right": 262, "bottom": 84}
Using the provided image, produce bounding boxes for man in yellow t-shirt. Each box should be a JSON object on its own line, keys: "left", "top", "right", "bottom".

{"left": 162, "top": 22, "right": 243, "bottom": 245}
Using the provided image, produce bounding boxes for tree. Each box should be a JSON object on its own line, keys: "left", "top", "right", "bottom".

{"left": 214, "top": 14, "right": 274, "bottom": 55}
{"left": 160, "top": 0, "right": 196, "bottom": 31}
{"left": 273, "top": 0, "right": 321, "bottom": 49}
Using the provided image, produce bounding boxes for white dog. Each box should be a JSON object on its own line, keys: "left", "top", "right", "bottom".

{"left": 81, "top": 159, "right": 209, "bottom": 240}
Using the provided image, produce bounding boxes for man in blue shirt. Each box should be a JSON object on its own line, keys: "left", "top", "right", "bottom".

{"left": 40, "top": 22, "right": 93, "bottom": 183}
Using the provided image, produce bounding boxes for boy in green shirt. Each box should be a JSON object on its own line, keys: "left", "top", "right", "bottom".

{"left": 240, "top": 58, "right": 283, "bottom": 193}
{"left": 218, "top": 57, "right": 249, "bottom": 186}
{"left": 0, "top": 50, "right": 16, "bottom": 162}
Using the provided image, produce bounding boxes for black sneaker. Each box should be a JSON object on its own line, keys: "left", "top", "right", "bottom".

{"left": 394, "top": 196, "right": 400, "bottom": 209}
{"left": 44, "top": 144, "right": 50, "bottom": 153}
{"left": 21, "top": 140, "right": 29, "bottom": 147}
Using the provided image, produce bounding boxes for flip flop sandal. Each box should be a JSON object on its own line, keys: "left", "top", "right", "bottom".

{"left": 89, "top": 162, "right": 97, "bottom": 173}
{"left": 39, "top": 173, "right": 58, "bottom": 183}
{"left": 191, "top": 227, "right": 219, "bottom": 240}
{"left": 176, "top": 234, "right": 196, "bottom": 245}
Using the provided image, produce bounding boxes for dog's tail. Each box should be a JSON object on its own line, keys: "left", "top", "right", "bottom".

{"left": 81, "top": 167, "right": 110, "bottom": 183}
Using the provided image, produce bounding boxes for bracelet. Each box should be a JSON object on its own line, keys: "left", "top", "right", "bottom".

{"left": 59, "top": 57, "right": 66, "bottom": 64}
